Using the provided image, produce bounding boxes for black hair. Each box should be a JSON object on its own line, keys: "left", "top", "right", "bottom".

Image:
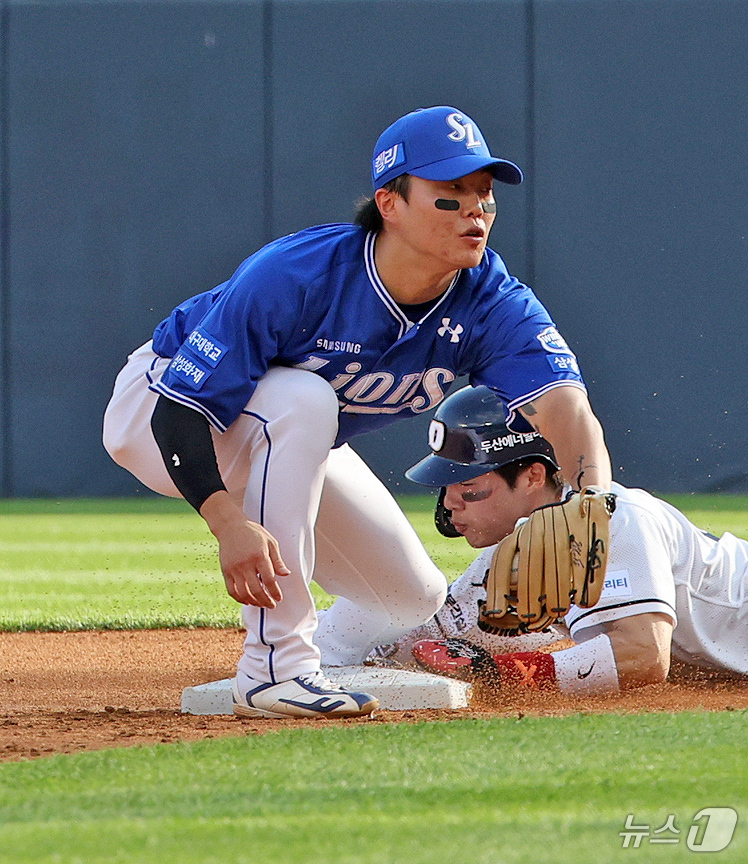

{"left": 496, "top": 458, "right": 563, "bottom": 494}
{"left": 354, "top": 174, "right": 412, "bottom": 233}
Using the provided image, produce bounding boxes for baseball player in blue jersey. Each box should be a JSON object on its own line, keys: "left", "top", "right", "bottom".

{"left": 103, "top": 105, "right": 612, "bottom": 719}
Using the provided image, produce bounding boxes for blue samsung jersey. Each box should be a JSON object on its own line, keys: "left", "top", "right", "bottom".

{"left": 151, "top": 224, "right": 585, "bottom": 445}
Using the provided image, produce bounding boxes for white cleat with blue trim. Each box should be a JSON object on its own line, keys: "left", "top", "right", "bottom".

{"left": 232, "top": 670, "right": 379, "bottom": 719}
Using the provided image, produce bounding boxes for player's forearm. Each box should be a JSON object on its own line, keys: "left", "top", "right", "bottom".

{"left": 552, "top": 417, "right": 611, "bottom": 492}
{"left": 587, "top": 614, "right": 673, "bottom": 688}
{"left": 418, "top": 614, "right": 673, "bottom": 693}
{"left": 473, "top": 616, "right": 672, "bottom": 695}
{"left": 417, "top": 635, "right": 621, "bottom": 694}
{"left": 500, "top": 617, "right": 671, "bottom": 694}
{"left": 198, "top": 490, "right": 248, "bottom": 537}
{"left": 519, "top": 386, "right": 612, "bottom": 491}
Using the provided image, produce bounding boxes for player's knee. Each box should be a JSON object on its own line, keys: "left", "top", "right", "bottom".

{"left": 258, "top": 368, "right": 339, "bottom": 438}
{"left": 102, "top": 424, "right": 144, "bottom": 477}
{"left": 390, "top": 574, "right": 447, "bottom": 630}
{"left": 283, "top": 369, "right": 339, "bottom": 417}
{"left": 102, "top": 422, "right": 128, "bottom": 468}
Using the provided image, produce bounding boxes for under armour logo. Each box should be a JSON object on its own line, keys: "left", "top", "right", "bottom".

{"left": 437, "top": 318, "right": 464, "bottom": 343}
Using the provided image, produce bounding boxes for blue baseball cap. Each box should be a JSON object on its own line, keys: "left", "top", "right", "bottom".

{"left": 372, "top": 106, "right": 523, "bottom": 191}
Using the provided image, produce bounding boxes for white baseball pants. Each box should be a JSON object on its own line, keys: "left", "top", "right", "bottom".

{"left": 103, "top": 342, "right": 446, "bottom": 682}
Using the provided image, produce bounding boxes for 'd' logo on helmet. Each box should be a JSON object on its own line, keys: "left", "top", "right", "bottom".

{"left": 429, "top": 419, "right": 446, "bottom": 452}
{"left": 536, "top": 326, "right": 571, "bottom": 354}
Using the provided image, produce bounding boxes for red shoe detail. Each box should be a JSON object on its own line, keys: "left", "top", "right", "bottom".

{"left": 412, "top": 639, "right": 498, "bottom": 681}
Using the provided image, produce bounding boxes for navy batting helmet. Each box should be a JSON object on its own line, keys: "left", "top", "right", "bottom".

{"left": 405, "top": 385, "right": 559, "bottom": 488}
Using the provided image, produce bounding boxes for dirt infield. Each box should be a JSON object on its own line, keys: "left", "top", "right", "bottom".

{"left": 2, "top": 628, "right": 748, "bottom": 762}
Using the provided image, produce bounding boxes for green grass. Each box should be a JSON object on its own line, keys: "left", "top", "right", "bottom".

{"left": 0, "top": 501, "right": 238, "bottom": 631}
{"left": 0, "top": 493, "right": 745, "bottom": 632}
{"left": 0, "top": 496, "right": 476, "bottom": 632}
{"left": 0, "top": 712, "right": 746, "bottom": 863}
{"left": 657, "top": 493, "right": 748, "bottom": 538}
{"left": 1, "top": 495, "right": 747, "bottom": 863}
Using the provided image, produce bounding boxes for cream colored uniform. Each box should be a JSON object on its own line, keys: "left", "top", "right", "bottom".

{"left": 429, "top": 482, "right": 748, "bottom": 675}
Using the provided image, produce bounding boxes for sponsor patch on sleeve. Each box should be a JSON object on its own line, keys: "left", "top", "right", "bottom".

{"left": 168, "top": 352, "right": 211, "bottom": 390}
{"left": 185, "top": 328, "right": 227, "bottom": 368}
{"left": 536, "top": 325, "right": 571, "bottom": 354}
{"left": 546, "top": 354, "right": 580, "bottom": 374}
{"left": 599, "top": 570, "right": 633, "bottom": 600}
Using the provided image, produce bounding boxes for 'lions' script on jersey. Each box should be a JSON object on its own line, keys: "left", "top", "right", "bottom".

{"left": 151, "top": 225, "right": 585, "bottom": 444}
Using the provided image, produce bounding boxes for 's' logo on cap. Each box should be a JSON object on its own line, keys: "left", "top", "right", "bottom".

{"left": 446, "top": 113, "right": 482, "bottom": 150}
{"left": 374, "top": 143, "right": 406, "bottom": 178}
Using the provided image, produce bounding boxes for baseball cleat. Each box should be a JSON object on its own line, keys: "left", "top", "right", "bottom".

{"left": 412, "top": 638, "right": 499, "bottom": 682}
{"left": 232, "top": 670, "right": 379, "bottom": 719}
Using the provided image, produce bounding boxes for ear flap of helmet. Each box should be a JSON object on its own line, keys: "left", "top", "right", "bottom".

{"left": 435, "top": 487, "right": 462, "bottom": 538}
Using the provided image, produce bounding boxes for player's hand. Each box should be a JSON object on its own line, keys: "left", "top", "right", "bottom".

{"left": 216, "top": 520, "right": 290, "bottom": 606}
{"left": 199, "top": 492, "right": 291, "bottom": 606}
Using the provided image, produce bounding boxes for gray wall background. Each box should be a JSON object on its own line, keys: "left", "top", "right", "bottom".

{"left": 0, "top": 0, "right": 746, "bottom": 497}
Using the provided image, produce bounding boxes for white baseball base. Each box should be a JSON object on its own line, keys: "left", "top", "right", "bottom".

{"left": 181, "top": 665, "right": 472, "bottom": 715}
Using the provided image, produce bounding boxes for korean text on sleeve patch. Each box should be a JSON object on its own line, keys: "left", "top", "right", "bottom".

{"left": 599, "top": 570, "right": 634, "bottom": 600}
{"left": 547, "top": 354, "right": 580, "bottom": 374}
{"left": 167, "top": 352, "right": 211, "bottom": 391}
{"left": 185, "top": 328, "right": 228, "bottom": 368}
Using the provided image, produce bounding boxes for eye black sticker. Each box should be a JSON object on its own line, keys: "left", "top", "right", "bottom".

{"left": 435, "top": 198, "right": 496, "bottom": 213}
